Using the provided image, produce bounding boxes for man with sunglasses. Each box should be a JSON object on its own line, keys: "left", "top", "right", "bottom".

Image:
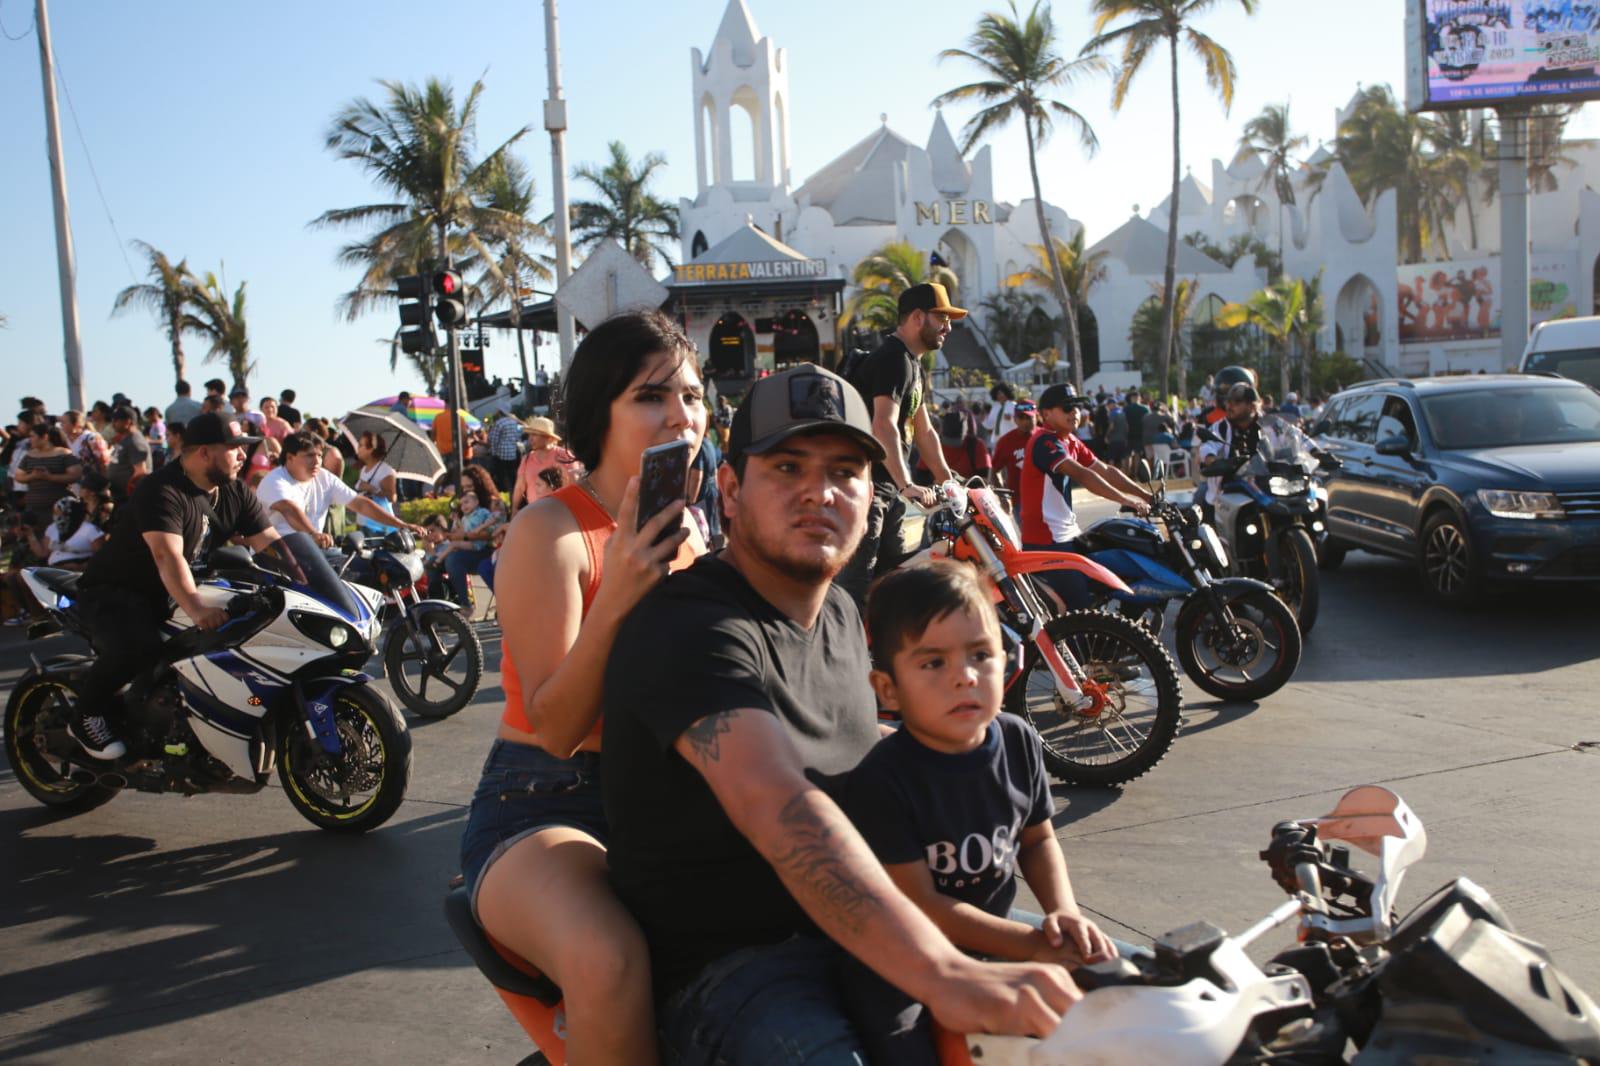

{"left": 835, "top": 283, "right": 962, "bottom": 606}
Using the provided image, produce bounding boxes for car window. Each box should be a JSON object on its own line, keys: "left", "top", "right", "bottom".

{"left": 1524, "top": 347, "right": 1600, "bottom": 389}
{"left": 1377, "top": 396, "right": 1418, "bottom": 446}
{"left": 1336, "top": 394, "right": 1384, "bottom": 444}
{"left": 1420, "top": 384, "right": 1600, "bottom": 448}
{"left": 1311, "top": 397, "right": 1345, "bottom": 438}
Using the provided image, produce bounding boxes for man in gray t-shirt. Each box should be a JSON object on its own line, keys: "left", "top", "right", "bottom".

{"left": 108, "top": 406, "right": 152, "bottom": 500}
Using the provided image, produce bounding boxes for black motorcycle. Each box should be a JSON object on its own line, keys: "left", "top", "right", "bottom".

{"left": 335, "top": 530, "right": 482, "bottom": 719}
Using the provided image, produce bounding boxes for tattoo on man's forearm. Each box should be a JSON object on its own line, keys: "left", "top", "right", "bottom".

{"left": 773, "top": 793, "right": 883, "bottom": 935}
{"left": 682, "top": 710, "right": 737, "bottom": 763}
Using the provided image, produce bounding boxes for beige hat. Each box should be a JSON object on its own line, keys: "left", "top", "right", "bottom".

{"left": 524, "top": 415, "right": 560, "bottom": 440}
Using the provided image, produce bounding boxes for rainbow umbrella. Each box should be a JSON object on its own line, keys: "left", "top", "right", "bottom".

{"left": 362, "top": 395, "right": 481, "bottom": 430}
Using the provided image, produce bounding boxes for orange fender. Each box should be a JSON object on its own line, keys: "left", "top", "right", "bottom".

{"left": 1003, "top": 549, "right": 1133, "bottom": 596}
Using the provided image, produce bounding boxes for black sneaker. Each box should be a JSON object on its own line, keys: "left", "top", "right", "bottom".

{"left": 68, "top": 712, "right": 127, "bottom": 760}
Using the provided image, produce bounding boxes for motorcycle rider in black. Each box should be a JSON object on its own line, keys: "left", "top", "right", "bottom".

{"left": 70, "top": 413, "right": 281, "bottom": 759}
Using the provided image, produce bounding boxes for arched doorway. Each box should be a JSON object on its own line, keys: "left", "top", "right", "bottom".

{"left": 772, "top": 309, "right": 819, "bottom": 368}
{"left": 1336, "top": 274, "right": 1382, "bottom": 355}
{"left": 691, "top": 231, "right": 709, "bottom": 259}
{"left": 1077, "top": 303, "right": 1101, "bottom": 379}
{"left": 709, "top": 312, "right": 753, "bottom": 377}
{"left": 935, "top": 228, "right": 978, "bottom": 305}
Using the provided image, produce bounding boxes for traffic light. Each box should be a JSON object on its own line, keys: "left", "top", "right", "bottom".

{"left": 395, "top": 274, "right": 435, "bottom": 355}
{"left": 432, "top": 269, "right": 466, "bottom": 328}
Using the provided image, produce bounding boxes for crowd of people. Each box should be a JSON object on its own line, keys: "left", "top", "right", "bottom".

{"left": 3, "top": 287, "right": 1340, "bottom": 1062}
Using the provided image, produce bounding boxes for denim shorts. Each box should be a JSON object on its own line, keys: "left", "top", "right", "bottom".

{"left": 458, "top": 739, "right": 607, "bottom": 923}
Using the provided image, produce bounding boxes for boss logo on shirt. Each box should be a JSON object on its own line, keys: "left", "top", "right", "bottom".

{"left": 925, "top": 822, "right": 1018, "bottom": 888}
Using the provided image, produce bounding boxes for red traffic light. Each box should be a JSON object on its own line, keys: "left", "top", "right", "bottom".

{"left": 433, "top": 270, "right": 463, "bottom": 298}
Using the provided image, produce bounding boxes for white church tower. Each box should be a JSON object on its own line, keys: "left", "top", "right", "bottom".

{"left": 692, "top": 0, "right": 791, "bottom": 196}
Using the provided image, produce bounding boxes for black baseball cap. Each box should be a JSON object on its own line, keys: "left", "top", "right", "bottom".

{"left": 897, "top": 282, "right": 968, "bottom": 320}
{"left": 183, "top": 412, "right": 260, "bottom": 447}
{"left": 726, "top": 365, "right": 885, "bottom": 464}
{"left": 1037, "top": 384, "right": 1091, "bottom": 412}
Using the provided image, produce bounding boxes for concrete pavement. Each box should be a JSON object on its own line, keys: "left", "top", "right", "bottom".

{"left": 2, "top": 543, "right": 1597, "bottom": 1063}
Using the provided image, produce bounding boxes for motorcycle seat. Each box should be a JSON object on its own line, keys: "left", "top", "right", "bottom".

{"left": 32, "top": 568, "right": 83, "bottom": 596}
{"left": 442, "top": 886, "right": 563, "bottom": 1007}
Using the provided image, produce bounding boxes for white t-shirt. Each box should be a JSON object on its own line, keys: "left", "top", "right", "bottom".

{"left": 256, "top": 466, "right": 357, "bottom": 537}
{"left": 983, "top": 400, "right": 1017, "bottom": 448}
{"left": 46, "top": 520, "right": 103, "bottom": 564}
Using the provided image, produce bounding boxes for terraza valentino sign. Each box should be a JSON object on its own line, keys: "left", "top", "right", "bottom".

{"left": 673, "top": 258, "right": 828, "bottom": 283}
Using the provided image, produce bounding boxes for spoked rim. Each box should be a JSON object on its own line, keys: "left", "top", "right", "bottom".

{"left": 1187, "top": 607, "right": 1282, "bottom": 689}
{"left": 1018, "top": 628, "right": 1166, "bottom": 769}
{"left": 283, "top": 697, "right": 387, "bottom": 821}
{"left": 391, "top": 617, "right": 473, "bottom": 706}
{"left": 1272, "top": 550, "right": 1307, "bottom": 614}
{"left": 1424, "top": 523, "right": 1469, "bottom": 595}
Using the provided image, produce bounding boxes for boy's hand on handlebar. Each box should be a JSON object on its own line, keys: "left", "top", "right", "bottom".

{"left": 314, "top": 532, "right": 334, "bottom": 549}
{"left": 1035, "top": 912, "right": 1118, "bottom": 966}
{"left": 924, "top": 956, "right": 1081, "bottom": 1038}
{"left": 901, "top": 484, "right": 938, "bottom": 510}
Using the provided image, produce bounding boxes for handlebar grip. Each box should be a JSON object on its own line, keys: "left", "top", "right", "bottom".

{"left": 226, "top": 594, "right": 262, "bottom": 619}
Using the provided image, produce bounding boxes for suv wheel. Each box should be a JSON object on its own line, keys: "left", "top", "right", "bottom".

{"left": 1419, "top": 512, "right": 1481, "bottom": 605}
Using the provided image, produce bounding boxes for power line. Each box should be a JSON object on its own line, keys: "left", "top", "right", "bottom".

{"left": 0, "top": 0, "right": 35, "bottom": 41}
{"left": 51, "top": 50, "right": 138, "bottom": 284}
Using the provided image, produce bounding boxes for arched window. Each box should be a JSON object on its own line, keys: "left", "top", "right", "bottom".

{"left": 691, "top": 231, "right": 709, "bottom": 259}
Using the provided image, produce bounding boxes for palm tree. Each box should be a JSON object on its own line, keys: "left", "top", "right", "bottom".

{"left": 979, "top": 288, "right": 1053, "bottom": 364}
{"left": 1006, "top": 230, "right": 1109, "bottom": 309}
{"left": 182, "top": 271, "right": 254, "bottom": 391}
{"left": 842, "top": 240, "right": 960, "bottom": 334}
{"left": 1238, "top": 103, "right": 1307, "bottom": 267}
{"left": 1218, "top": 277, "right": 1310, "bottom": 401}
{"left": 1429, "top": 109, "right": 1485, "bottom": 250}
{"left": 934, "top": 0, "right": 1106, "bottom": 391}
{"left": 475, "top": 156, "right": 553, "bottom": 387}
{"left": 1478, "top": 104, "right": 1578, "bottom": 204}
{"left": 1129, "top": 278, "right": 1196, "bottom": 392}
{"left": 311, "top": 77, "right": 536, "bottom": 320}
{"left": 1294, "top": 272, "right": 1326, "bottom": 400}
{"left": 1084, "top": 0, "right": 1256, "bottom": 397}
{"left": 112, "top": 240, "right": 195, "bottom": 384}
{"left": 570, "top": 141, "right": 679, "bottom": 273}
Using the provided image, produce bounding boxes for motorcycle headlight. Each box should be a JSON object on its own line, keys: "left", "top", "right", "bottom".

{"left": 1268, "top": 476, "right": 1308, "bottom": 497}
{"left": 289, "top": 610, "right": 362, "bottom": 651}
{"left": 1477, "top": 490, "right": 1564, "bottom": 520}
{"left": 1200, "top": 525, "right": 1229, "bottom": 569}
{"left": 926, "top": 508, "right": 960, "bottom": 543}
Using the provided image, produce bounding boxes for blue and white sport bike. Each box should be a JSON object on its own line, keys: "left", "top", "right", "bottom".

{"left": 5, "top": 533, "right": 412, "bottom": 833}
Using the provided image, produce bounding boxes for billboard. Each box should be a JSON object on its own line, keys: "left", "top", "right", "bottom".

{"left": 1396, "top": 252, "right": 1580, "bottom": 345}
{"left": 1408, "top": 1, "right": 1600, "bottom": 110}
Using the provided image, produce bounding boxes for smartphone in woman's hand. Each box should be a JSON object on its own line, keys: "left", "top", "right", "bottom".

{"left": 637, "top": 440, "right": 692, "bottom": 543}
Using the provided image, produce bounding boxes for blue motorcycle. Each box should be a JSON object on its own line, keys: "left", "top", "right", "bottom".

{"left": 1079, "top": 491, "right": 1303, "bottom": 702}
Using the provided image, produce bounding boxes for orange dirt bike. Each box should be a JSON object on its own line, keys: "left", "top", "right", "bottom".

{"left": 901, "top": 479, "right": 1184, "bottom": 788}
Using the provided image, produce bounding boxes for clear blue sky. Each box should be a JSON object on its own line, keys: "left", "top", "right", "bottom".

{"left": 2, "top": 0, "right": 1591, "bottom": 416}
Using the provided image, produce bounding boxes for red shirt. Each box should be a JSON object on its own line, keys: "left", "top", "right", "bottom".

{"left": 993, "top": 427, "right": 1032, "bottom": 491}
{"left": 1019, "top": 428, "right": 1096, "bottom": 546}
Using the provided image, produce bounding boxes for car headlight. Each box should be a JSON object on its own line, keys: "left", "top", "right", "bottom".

{"left": 1200, "top": 524, "right": 1229, "bottom": 569}
{"left": 1477, "top": 490, "right": 1565, "bottom": 520}
{"left": 1268, "top": 476, "right": 1308, "bottom": 496}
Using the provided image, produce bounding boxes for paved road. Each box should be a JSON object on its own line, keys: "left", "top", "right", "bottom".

{"left": 2, "top": 537, "right": 1597, "bottom": 1063}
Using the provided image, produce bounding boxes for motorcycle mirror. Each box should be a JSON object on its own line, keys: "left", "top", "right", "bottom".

{"left": 1135, "top": 458, "right": 1154, "bottom": 485}
{"left": 1195, "top": 425, "right": 1223, "bottom": 445}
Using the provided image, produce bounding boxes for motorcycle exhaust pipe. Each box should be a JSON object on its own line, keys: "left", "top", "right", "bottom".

{"left": 69, "top": 769, "right": 97, "bottom": 785}
{"left": 98, "top": 772, "right": 128, "bottom": 790}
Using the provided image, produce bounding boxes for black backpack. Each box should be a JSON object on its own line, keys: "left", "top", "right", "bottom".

{"left": 836, "top": 345, "right": 875, "bottom": 391}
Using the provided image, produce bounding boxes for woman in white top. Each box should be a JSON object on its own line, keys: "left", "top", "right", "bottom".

{"left": 354, "top": 431, "right": 400, "bottom": 534}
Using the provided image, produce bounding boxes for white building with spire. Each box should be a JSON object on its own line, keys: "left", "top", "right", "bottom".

{"left": 670, "top": 0, "right": 1600, "bottom": 393}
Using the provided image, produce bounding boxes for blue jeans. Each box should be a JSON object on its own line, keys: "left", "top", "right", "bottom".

{"left": 444, "top": 545, "right": 493, "bottom": 604}
{"left": 659, "top": 936, "right": 867, "bottom": 1065}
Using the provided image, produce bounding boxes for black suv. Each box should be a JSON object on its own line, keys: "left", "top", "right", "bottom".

{"left": 1309, "top": 374, "right": 1600, "bottom": 603}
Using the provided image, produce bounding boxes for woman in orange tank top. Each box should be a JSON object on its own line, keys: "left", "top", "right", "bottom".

{"left": 460, "top": 311, "right": 706, "bottom": 1064}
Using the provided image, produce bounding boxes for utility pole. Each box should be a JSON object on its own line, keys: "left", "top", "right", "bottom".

{"left": 543, "top": 0, "right": 577, "bottom": 372}
{"left": 1497, "top": 108, "right": 1530, "bottom": 370}
{"left": 35, "top": 0, "right": 85, "bottom": 410}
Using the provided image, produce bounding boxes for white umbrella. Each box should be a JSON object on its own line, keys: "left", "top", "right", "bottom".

{"left": 339, "top": 409, "right": 446, "bottom": 485}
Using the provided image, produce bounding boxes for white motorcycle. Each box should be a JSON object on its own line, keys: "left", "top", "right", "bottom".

{"left": 955, "top": 785, "right": 1600, "bottom": 1064}
{"left": 5, "top": 532, "right": 412, "bottom": 833}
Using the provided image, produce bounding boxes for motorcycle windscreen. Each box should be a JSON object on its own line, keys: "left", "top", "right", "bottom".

{"left": 254, "top": 532, "right": 364, "bottom": 621}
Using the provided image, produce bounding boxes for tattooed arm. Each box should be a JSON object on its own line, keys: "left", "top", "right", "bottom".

{"left": 674, "top": 707, "right": 1081, "bottom": 1037}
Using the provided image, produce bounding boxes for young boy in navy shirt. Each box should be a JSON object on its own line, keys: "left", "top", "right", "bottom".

{"left": 840, "top": 560, "right": 1116, "bottom": 1062}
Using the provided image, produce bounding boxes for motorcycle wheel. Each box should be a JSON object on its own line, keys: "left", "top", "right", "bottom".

{"left": 1003, "top": 611, "right": 1183, "bottom": 787}
{"left": 279, "top": 684, "right": 412, "bottom": 833}
{"left": 383, "top": 609, "right": 483, "bottom": 719}
{"left": 1271, "top": 528, "right": 1320, "bottom": 637}
{"left": 4, "top": 672, "right": 119, "bottom": 814}
{"left": 1175, "top": 590, "right": 1302, "bottom": 702}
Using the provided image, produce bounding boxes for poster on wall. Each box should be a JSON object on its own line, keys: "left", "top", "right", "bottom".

{"left": 1396, "top": 252, "right": 1579, "bottom": 345}
{"left": 1413, "top": 1, "right": 1600, "bottom": 109}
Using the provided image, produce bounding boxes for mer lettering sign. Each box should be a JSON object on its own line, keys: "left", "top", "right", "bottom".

{"left": 673, "top": 258, "right": 828, "bottom": 283}
{"left": 915, "top": 200, "right": 994, "bottom": 225}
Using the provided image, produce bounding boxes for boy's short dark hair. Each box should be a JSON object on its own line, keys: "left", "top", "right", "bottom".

{"left": 865, "top": 560, "right": 994, "bottom": 674}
